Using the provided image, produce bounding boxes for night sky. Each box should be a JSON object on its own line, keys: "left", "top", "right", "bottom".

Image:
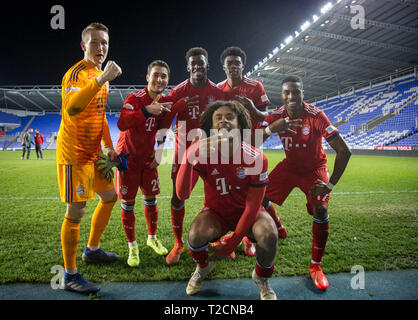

{"left": 0, "top": 0, "right": 324, "bottom": 86}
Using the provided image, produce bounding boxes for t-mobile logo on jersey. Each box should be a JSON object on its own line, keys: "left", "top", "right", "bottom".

{"left": 216, "top": 177, "right": 230, "bottom": 195}
{"left": 188, "top": 105, "right": 200, "bottom": 119}
{"left": 145, "top": 117, "right": 156, "bottom": 131}
{"left": 281, "top": 137, "right": 293, "bottom": 151}
{"left": 280, "top": 137, "right": 307, "bottom": 151}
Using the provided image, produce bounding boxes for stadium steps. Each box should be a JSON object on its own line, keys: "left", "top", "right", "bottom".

{"left": 387, "top": 131, "right": 417, "bottom": 146}
{"left": 355, "top": 92, "right": 418, "bottom": 134}
{"left": 3, "top": 116, "right": 35, "bottom": 150}
{"left": 334, "top": 83, "right": 398, "bottom": 128}
{"left": 46, "top": 132, "right": 58, "bottom": 150}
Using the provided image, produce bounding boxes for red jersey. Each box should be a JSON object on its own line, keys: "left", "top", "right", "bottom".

{"left": 167, "top": 79, "right": 226, "bottom": 152}
{"left": 116, "top": 88, "right": 172, "bottom": 164}
{"left": 194, "top": 143, "right": 269, "bottom": 216}
{"left": 263, "top": 102, "right": 339, "bottom": 173}
{"left": 218, "top": 76, "right": 270, "bottom": 131}
{"left": 34, "top": 133, "right": 44, "bottom": 145}
{"left": 177, "top": 141, "right": 269, "bottom": 251}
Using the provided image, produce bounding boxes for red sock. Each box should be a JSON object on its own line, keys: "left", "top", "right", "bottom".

{"left": 188, "top": 243, "right": 209, "bottom": 268}
{"left": 171, "top": 200, "right": 185, "bottom": 245}
{"left": 121, "top": 201, "right": 136, "bottom": 243}
{"left": 144, "top": 198, "right": 158, "bottom": 236}
{"left": 255, "top": 261, "right": 275, "bottom": 278}
{"left": 312, "top": 217, "right": 329, "bottom": 263}
{"left": 264, "top": 201, "right": 283, "bottom": 229}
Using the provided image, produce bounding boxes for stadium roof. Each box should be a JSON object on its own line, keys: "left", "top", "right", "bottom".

{"left": 0, "top": 0, "right": 417, "bottom": 114}
{"left": 247, "top": 0, "right": 418, "bottom": 105}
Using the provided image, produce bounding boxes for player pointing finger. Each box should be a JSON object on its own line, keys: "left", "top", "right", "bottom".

{"left": 145, "top": 95, "right": 173, "bottom": 115}
{"left": 266, "top": 117, "right": 303, "bottom": 135}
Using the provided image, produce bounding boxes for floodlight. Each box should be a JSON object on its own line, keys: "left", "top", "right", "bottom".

{"left": 301, "top": 21, "right": 311, "bottom": 31}
{"left": 285, "top": 35, "right": 293, "bottom": 44}
{"left": 320, "top": 2, "right": 333, "bottom": 14}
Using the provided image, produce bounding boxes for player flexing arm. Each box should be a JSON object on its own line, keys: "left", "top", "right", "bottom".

{"left": 65, "top": 60, "right": 121, "bottom": 116}
{"left": 57, "top": 23, "right": 122, "bottom": 295}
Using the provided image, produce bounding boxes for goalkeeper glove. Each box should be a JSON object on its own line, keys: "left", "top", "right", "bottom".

{"left": 95, "top": 152, "right": 129, "bottom": 182}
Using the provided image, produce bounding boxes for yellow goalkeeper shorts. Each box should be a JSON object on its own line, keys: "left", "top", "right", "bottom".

{"left": 57, "top": 163, "right": 114, "bottom": 203}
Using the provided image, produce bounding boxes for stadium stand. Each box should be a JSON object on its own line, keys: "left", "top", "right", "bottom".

{"left": 0, "top": 113, "right": 60, "bottom": 150}
{"left": 1, "top": 72, "right": 417, "bottom": 151}
{"left": 263, "top": 74, "right": 418, "bottom": 151}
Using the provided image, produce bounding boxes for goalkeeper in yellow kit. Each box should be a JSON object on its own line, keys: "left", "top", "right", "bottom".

{"left": 56, "top": 22, "right": 122, "bottom": 294}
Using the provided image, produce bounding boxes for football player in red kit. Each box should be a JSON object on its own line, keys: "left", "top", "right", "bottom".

{"left": 217, "top": 46, "right": 287, "bottom": 257}
{"left": 217, "top": 46, "right": 270, "bottom": 138}
{"left": 162, "top": 47, "right": 226, "bottom": 265}
{"left": 115, "top": 60, "right": 185, "bottom": 267}
{"left": 257, "top": 75, "right": 351, "bottom": 290}
{"left": 176, "top": 100, "right": 278, "bottom": 300}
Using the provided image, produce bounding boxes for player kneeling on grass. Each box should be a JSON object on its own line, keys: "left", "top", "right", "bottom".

{"left": 176, "top": 100, "right": 278, "bottom": 300}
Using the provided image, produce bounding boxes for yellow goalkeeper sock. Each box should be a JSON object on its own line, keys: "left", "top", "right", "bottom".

{"left": 61, "top": 214, "right": 81, "bottom": 271}
{"left": 87, "top": 196, "right": 117, "bottom": 248}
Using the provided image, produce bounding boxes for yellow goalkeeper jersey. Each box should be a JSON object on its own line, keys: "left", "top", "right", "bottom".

{"left": 57, "top": 60, "right": 113, "bottom": 165}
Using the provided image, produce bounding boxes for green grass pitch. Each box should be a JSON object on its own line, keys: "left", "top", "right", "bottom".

{"left": 0, "top": 150, "right": 417, "bottom": 284}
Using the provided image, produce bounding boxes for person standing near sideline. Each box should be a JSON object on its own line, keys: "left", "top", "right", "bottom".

{"left": 21, "top": 128, "right": 34, "bottom": 160}
{"left": 34, "top": 129, "right": 44, "bottom": 160}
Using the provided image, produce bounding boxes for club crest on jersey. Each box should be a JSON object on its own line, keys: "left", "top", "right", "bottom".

{"left": 208, "top": 96, "right": 215, "bottom": 104}
{"left": 120, "top": 185, "right": 128, "bottom": 196}
{"left": 76, "top": 185, "right": 85, "bottom": 196}
{"left": 302, "top": 126, "right": 310, "bottom": 136}
{"left": 236, "top": 166, "right": 246, "bottom": 179}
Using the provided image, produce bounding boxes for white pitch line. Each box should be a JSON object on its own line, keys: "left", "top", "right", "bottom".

{"left": 0, "top": 190, "right": 417, "bottom": 201}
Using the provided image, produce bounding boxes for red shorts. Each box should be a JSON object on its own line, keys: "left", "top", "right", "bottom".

{"left": 265, "top": 161, "right": 330, "bottom": 215}
{"left": 115, "top": 158, "right": 160, "bottom": 200}
{"left": 200, "top": 206, "right": 264, "bottom": 237}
